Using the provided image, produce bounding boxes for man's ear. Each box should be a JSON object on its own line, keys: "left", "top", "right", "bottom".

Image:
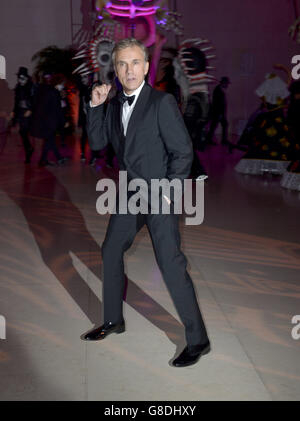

{"left": 144, "top": 61, "right": 150, "bottom": 75}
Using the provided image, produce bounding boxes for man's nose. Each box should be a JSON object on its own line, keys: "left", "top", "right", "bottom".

{"left": 126, "top": 63, "right": 134, "bottom": 73}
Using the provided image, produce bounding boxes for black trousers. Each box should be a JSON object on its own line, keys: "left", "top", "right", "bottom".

{"left": 101, "top": 209, "right": 209, "bottom": 346}
{"left": 40, "top": 133, "right": 62, "bottom": 162}
{"left": 190, "top": 148, "right": 207, "bottom": 177}
{"left": 19, "top": 116, "right": 32, "bottom": 158}
{"left": 80, "top": 124, "right": 87, "bottom": 154}
{"left": 207, "top": 113, "right": 228, "bottom": 144}
{"left": 106, "top": 143, "right": 115, "bottom": 167}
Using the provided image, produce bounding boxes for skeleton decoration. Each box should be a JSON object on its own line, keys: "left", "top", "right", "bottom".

{"left": 73, "top": 0, "right": 183, "bottom": 84}
{"left": 99, "top": 0, "right": 157, "bottom": 18}
{"left": 173, "top": 38, "right": 217, "bottom": 111}
{"left": 73, "top": 23, "right": 115, "bottom": 84}
{"left": 95, "top": 0, "right": 183, "bottom": 40}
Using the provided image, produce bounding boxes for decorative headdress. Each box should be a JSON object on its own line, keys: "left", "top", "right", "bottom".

{"left": 73, "top": 19, "right": 116, "bottom": 86}
{"left": 173, "top": 38, "right": 217, "bottom": 110}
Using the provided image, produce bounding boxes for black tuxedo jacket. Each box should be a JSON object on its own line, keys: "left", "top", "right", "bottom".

{"left": 30, "top": 84, "right": 64, "bottom": 139}
{"left": 87, "top": 83, "right": 193, "bottom": 193}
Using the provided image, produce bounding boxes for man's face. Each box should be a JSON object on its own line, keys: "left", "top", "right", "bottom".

{"left": 81, "top": 74, "right": 89, "bottom": 86}
{"left": 114, "top": 45, "right": 149, "bottom": 94}
{"left": 221, "top": 81, "right": 229, "bottom": 89}
{"left": 18, "top": 75, "right": 28, "bottom": 86}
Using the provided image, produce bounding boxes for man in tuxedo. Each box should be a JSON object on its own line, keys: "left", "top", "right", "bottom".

{"left": 30, "top": 73, "right": 66, "bottom": 167}
{"left": 207, "top": 76, "right": 230, "bottom": 145}
{"left": 84, "top": 38, "right": 210, "bottom": 367}
{"left": 12, "top": 67, "right": 35, "bottom": 163}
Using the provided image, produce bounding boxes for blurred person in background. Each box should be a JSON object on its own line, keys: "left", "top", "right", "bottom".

{"left": 11, "top": 67, "right": 35, "bottom": 163}
{"left": 30, "top": 72, "right": 67, "bottom": 167}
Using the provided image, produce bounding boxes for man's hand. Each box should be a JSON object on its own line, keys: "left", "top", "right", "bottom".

{"left": 91, "top": 84, "right": 112, "bottom": 106}
{"left": 24, "top": 110, "right": 31, "bottom": 118}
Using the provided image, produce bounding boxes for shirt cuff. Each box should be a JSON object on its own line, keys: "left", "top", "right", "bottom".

{"left": 89, "top": 101, "right": 101, "bottom": 108}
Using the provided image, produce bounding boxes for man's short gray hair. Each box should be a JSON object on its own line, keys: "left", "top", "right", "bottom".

{"left": 112, "top": 38, "right": 149, "bottom": 64}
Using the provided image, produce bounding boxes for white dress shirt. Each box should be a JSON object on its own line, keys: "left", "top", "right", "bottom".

{"left": 89, "top": 80, "right": 145, "bottom": 137}
{"left": 121, "top": 80, "right": 145, "bottom": 136}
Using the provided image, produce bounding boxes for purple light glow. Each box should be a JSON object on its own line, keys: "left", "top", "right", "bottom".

{"left": 105, "top": 0, "right": 156, "bottom": 18}
{"left": 108, "top": 4, "right": 155, "bottom": 11}
{"left": 156, "top": 18, "right": 167, "bottom": 25}
{"left": 109, "top": 10, "right": 156, "bottom": 17}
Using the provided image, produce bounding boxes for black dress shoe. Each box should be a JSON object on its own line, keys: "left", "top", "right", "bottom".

{"left": 89, "top": 157, "right": 97, "bottom": 166}
{"left": 38, "top": 159, "right": 55, "bottom": 167}
{"left": 84, "top": 321, "right": 125, "bottom": 341}
{"left": 58, "top": 157, "right": 69, "bottom": 165}
{"left": 172, "top": 341, "right": 211, "bottom": 367}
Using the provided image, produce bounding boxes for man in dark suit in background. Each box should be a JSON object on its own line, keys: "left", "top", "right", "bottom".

{"left": 207, "top": 76, "right": 230, "bottom": 145}
{"left": 12, "top": 67, "right": 35, "bottom": 163}
{"left": 30, "top": 72, "right": 67, "bottom": 167}
{"left": 84, "top": 38, "right": 210, "bottom": 367}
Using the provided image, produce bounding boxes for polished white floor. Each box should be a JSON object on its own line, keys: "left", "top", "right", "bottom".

{"left": 0, "top": 132, "right": 299, "bottom": 401}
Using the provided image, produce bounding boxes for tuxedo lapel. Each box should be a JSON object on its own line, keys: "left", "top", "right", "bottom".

{"left": 124, "top": 83, "right": 151, "bottom": 154}
{"left": 113, "top": 98, "right": 123, "bottom": 136}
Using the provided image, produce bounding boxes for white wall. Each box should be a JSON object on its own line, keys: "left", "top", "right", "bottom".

{"left": 0, "top": 0, "right": 73, "bottom": 88}
{"left": 178, "top": 0, "right": 298, "bottom": 131}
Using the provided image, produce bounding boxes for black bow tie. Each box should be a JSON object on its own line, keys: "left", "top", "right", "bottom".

{"left": 118, "top": 92, "right": 135, "bottom": 106}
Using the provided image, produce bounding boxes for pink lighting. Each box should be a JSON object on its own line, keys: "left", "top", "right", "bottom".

{"left": 104, "top": 0, "right": 157, "bottom": 19}
{"left": 108, "top": 9, "right": 156, "bottom": 18}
